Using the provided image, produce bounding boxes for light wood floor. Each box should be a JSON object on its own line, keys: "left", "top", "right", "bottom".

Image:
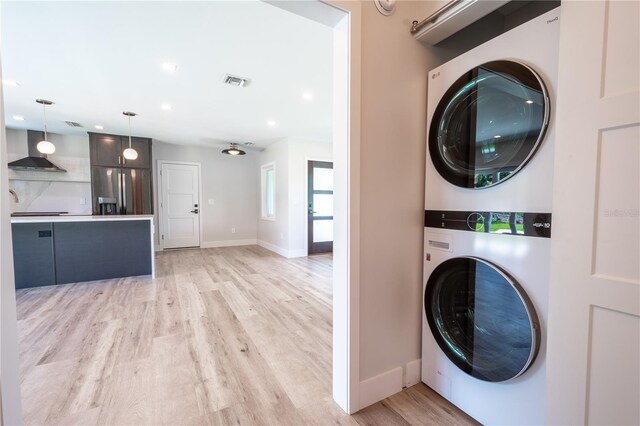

{"left": 16, "top": 245, "right": 477, "bottom": 425}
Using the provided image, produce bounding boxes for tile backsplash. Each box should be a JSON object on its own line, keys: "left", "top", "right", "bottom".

{"left": 7, "top": 128, "right": 93, "bottom": 214}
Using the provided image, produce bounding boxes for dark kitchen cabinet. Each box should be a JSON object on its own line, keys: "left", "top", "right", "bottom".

{"left": 89, "top": 132, "right": 152, "bottom": 169}
{"left": 11, "top": 223, "right": 56, "bottom": 288}
{"left": 89, "top": 133, "right": 122, "bottom": 167}
{"left": 89, "top": 132, "right": 153, "bottom": 215}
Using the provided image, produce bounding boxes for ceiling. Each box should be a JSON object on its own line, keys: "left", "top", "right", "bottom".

{"left": 1, "top": 1, "right": 334, "bottom": 150}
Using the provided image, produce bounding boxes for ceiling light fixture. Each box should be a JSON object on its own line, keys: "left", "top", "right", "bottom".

{"left": 12, "top": 115, "right": 25, "bottom": 121}
{"left": 3, "top": 79, "right": 20, "bottom": 87}
{"left": 494, "top": 135, "right": 502, "bottom": 139}
{"left": 122, "top": 112, "right": 139, "bottom": 160}
{"left": 302, "top": 92, "right": 313, "bottom": 101}
{"left": 267, "top": 120, "right": 276, "bottom": 127}
{"left": 223, "top": 74, "right": 249, "bottom": 87}
{"left": 222, "top": 143, "right": 246, "bottom": 156}
{"left": 526, "top": 100, "right": 534, "bottom": 104}
{"left": 94, "top": 125, "right": 104, "bottom": 130}
{"left": 161, "top": 103, "right": 172, "bottom": 111}
{"left": 162, "top": 62, "right": 177, "bottom": 72}
{"left": 35, "top": 99, "right": 56, "bottom": 155}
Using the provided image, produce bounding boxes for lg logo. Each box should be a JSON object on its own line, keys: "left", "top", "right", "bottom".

{"left": 432, "top": 72, "right": 440, "bottom": 79}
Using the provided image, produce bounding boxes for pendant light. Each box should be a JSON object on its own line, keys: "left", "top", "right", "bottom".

{"left": 35, "top": 99, "right": 56, "bottom": 155}
{"left": 222, "top": 143, "right": 246, "bottom": 156}
{"left": 122, "top": 111, "right": 138, "bottom": 160}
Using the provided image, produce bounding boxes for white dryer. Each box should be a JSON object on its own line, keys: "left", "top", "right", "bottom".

{"left": 422, "top": 7, "right": 560, "bottom": 425}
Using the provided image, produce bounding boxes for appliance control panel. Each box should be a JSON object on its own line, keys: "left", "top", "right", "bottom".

{"left": 424, "top": 210, "right": 552, "bottom": 238}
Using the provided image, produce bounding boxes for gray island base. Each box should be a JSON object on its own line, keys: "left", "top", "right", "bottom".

{"left": 11, "top": 215, "right": 154, "bottom": 289}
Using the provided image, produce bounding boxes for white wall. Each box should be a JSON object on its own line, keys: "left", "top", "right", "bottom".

{"left": 256, "top": 138, "right": 289, "bottom": 254}
{"left": 6, "top": 128, "right": 92, "bottom": 214}
{"left": 327, "top": 0, "right": 447, "bottom": 410}
{"left": 153, "top": 141, "right": 259, "bottom": 248}
{"left": 257, "top": 137, "right": 332, "bottom": 257}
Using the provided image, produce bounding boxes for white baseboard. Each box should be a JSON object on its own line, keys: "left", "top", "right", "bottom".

{"left": 257, "top": 240, "right": 288, "bottom": 257}
{"left": 288, "top": 248, "right": 307, "bottom": 258}
{"left": 404, "top": 358, "right": 422, "bottom": 388}
{"left": 155, "top": 239, "right": 258, "bottom": 251}
{"left": 358, "top": 366, "right": 403, "bottom": 411}
{"left": 357, "top": 359, "right": 423, "bottom": 411}
{"left": 201, "top": 239, "right": 258, "bottom": 248}
{"left": 257, "top": 240, "right": 307, "bottom": 258}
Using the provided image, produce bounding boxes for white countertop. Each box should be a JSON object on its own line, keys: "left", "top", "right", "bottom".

{"left": 11, "top": 214, "right": 154, "bottom": 224}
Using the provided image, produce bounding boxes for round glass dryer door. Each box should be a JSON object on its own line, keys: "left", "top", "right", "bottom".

{"left": 429, "top": 61, "right": 549, "bottom": 189}
{"left": 424, "top": 257, "right": 540, "bottom": 382}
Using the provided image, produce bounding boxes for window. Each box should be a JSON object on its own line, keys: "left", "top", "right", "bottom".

{"left": 261, "top": 162, "right": 275, "bottom": 220}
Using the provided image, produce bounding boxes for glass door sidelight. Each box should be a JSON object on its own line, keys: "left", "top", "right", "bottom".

{"left": 308, "top": 161, "right": 333, "bottom": 255}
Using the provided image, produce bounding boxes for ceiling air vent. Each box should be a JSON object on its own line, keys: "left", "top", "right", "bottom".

{"left": 65, "top": 120, "right": 83, "bottom": 128}
{"left": 223, "top": 74, "right": 249, "bottom": 87}
{"left": 243, "top": 142, "right": 255, "bottom": 147}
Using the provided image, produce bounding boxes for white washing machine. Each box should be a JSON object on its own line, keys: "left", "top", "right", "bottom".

{"left": 422, "top": 7, "right": 560, "bottom": 426}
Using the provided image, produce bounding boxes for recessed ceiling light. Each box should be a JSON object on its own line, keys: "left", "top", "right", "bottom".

{"left": 94, "top": 125, "right": 104, "bottom": 130}
{"left": 302, "top": 92, "right": 313, "bottom": 101}
{"left": 161, "top": 103, "right": 172, "bottom": 111}
{"left": 3, "top": 80, "right": 20, "bottom": 87}
{"left": 12, "top": 115, "right": 25, "bottom": 121}
{"left": 162, "top": 62, "right": 177, "bottom": 72}
{"left": 526, "top": 100, "right": 534, "bottom": 104}
{"left": 267, "top": 120, "right": 276, "bottom": 127}
{"left": 494, "top": 135, "right": 502, "bottom": 139}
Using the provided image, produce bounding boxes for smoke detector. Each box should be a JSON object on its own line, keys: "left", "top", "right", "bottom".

{"left": 374, "top": 0, "right": 396, "bottom": 16}
{"left": 223, "top": 74, "right": 249, "bottom": 87}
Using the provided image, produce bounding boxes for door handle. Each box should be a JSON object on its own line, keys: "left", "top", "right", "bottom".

{"left": 190, "top": 209, "right": 199, "bottom": 214}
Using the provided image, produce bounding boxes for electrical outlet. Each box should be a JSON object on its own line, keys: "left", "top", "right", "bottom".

{"left": 208, "top": 199, "right": 215, "bottom": 205}
{"left": 231, "top": 227, "right": 236, "bottom": 234}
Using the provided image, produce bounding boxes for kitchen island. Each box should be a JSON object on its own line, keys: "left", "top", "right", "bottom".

{"left": 11, "top": 215, "right": 154, "bottom": 288}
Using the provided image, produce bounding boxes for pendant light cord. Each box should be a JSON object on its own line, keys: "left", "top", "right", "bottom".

{"left": 42, "top": 102, "right": 48, "bottom": 141}
{"left": 128, "top": 114, "right": 132, "bottom": 148}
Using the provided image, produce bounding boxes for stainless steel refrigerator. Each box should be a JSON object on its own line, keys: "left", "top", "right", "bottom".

{"left": 91, "top": 167, "right": 153, "bottom": 215}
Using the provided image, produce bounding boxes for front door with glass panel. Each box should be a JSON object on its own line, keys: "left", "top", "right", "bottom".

{"left": 424, "top": 256, "right": 540, "bottom": 382}
{"left": 430, "top": 60, "right": 550, "bottom": 189}
{"left": 308, "top": 161, "right": 333, "bottom": 255}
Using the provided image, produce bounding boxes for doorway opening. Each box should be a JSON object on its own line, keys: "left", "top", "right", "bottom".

{"left": 0, "top": 1, "right": 359, "bottom": 422}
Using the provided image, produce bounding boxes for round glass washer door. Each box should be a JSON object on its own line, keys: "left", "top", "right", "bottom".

{"left": 429, "top": 60, "right": 550, "bottom": 189}
{"left": 424, "top": 257, "right": 540, "bottom": 382}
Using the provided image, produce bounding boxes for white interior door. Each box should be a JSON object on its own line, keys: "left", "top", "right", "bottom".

{"left": 160, "top": 162, "right": 200, "bottom": 249}
{"left": 546, "top": 2, "right": 640, "bottom": 425}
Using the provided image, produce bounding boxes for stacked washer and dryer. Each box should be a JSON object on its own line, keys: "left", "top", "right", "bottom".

{"left": 422, "top": 8, "right": 560, "bottom": 425}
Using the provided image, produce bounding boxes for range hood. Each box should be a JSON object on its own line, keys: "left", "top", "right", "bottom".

{"left": 8, "top": 130, "right": 66, "bottom": 172}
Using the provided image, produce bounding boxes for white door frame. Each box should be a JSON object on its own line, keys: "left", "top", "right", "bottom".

{"left": 325, "top": 2, "right": 361, "bottom": 414}
{"left": 156, "top": 160, "right": 203, "bottom": 251}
